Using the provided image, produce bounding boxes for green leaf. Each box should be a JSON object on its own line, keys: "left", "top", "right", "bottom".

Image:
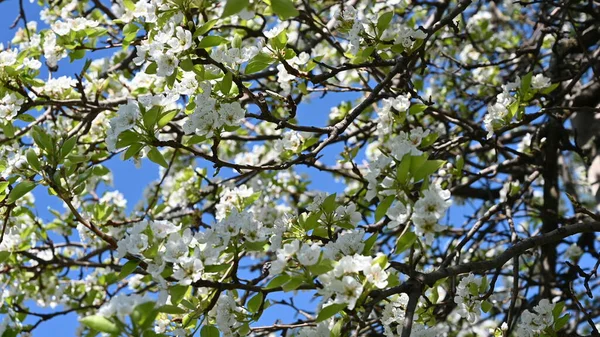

{"left": 479, "top": 275, "right": 489, "bottom": 293}
{"left": 31, "top": 127, "right": 53, "bottom": 153}
{"left": 79, "top": 315, "right": 120, "bottom": 334}
{"left": 552, "top": 301, "right": 565, "bottom": 319}
{"left": 147, "top": 147, "right": 169, "bottom": 168}
{"left": 157, "top": 305, "right": 187, "bottom": 315}
{"left": 0, "top": 251, "right": 11, "bottom": 264}
{"left": 201, "top": 325, "right": 219, "bottom": 337}
{"left": 16, "top": 114, "right": 36, "bottom": 122}
{"left": 0, "top": 181, "right": 8, "bottom": 194}
{"left": 221, "top": 0, "right": 249, "bottom": 18}
{"left": 281, "top": 276, "right": 304, "bottom": 291}
{"left": 194, "top": 19, "right": 218, "bottom": 39}
{"left": 481, "top": 300, "right": 493, "bottom": 313}
{"left": 245, "top": 61, "right": 271, "bottom": 74}
{"left": 468, "top": 282, "right": 479, "bottom": 296}
{"left": 375, "top": 195, "right": 395, "bottom": 222}
{"left": 123, "top": 23, "right": 139, "bottom": 35}
{"left": 396, "top": 154, "right": 411, "bottom": 184}
{"left": 377, "top": 12, "right": 394, "bottom": 37}
{"left": 26, "top": 149, "right": 42, "bottom": 172}
{"left": 7, "top": 180, "right": 36, "bottom": 204}
{"left": 158, "top": 110, "right": 179, "bottom": 128}
{"left": 412, "top": 159, "right": 445, "bottom": 183}
{"left": 247, "top": 292, "right": 264, "bottom": 313}
{"left": 303, "top": 211, "right": 321, "bottom": 231}
{"left": 180, "top": 58, "right": 194, "bottom": 72}
{"left": 60, "top": 137, "right": 78, "bottom": 159}
{"left": 123, "top": 143, "right": 144, "bottom": 160}
{"left": 420, "top": 132, "right": 439, "bottom": 148}
{"left": 307, "top": 259, "right": 334, "bottom": 276}
{"left": 520, "top": 71, "right": 533, "bottom": 97}
{"left": 265, "top": 274, "right": 290, "bottom": 289}
{"left": 169, "top": 285, "right": 189, "bottom": 305}
{"left": 508, "top": 99, "right": 520, "bottom": 119}
{"left": 145, "top": 62, "right": 157, "bottom": 74}
{"left": 115, "top": 130, "right": 140, "bottom": 149}
{"left": 321, "top": 193, "right": 337, "bottom": 213}
{"left": 362, "top": 234, "right": 378, "bottom": 255}
{"left": 271, "top": 0, "right": 299, "bottom": 20}
{"left": 132, "top": 302, "right": 158, "bottom": 331}
{"left": 198, "top": 36, "right": 228, "bottom": 48}
{"left": 554, "top": 314, "right": 569, "bottom": 330}
{"left": 541, "top": 82, "right": 560, "bottom": 95}
{"left": 395, "top": 231, "right": 417, "bottom": 254}
{"left": 330, "top": 319, "right": 343, "bottom": 337}
{"left": 143, "top": 106, "right": 160, "bottom": 129}
{"left": 69, "top": 49, "right": 85, "bottom": 62}
{"left": 316, "top": 303, "right": 346, "bottom": 323}
{"left": 221, "top": 71, "right": 233, "bottom": 95}
{"left": 408, "top": 103, "right": 427, "bottom": 115}
{"left": 118, "top": 260, "right": 140, "bottom": 280}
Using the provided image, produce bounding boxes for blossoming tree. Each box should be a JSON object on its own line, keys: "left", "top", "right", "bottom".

{"left": 1, "top": 0, "right": 600, "bottom": 336}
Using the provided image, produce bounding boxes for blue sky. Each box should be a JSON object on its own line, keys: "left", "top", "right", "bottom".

{"left": 0, "top": 1, "right": 483, "bottom": 336}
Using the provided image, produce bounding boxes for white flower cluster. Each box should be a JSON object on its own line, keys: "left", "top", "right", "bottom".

{"left": 531, "top": 74, "right": 551, "bottom": 89}
{"left": 382, "top": 293, "right": 448, "bottom": 337}
{"left": 97, "top": 293, "right": 153, "bottom": 321}
{"left": 394, "top": 26, "right": 427, "bottom": 49}
{"left": 319, "top": 254, "right": 389, "bottom": 309}
{"left": 0, "top": 48, "right": 17, "bottom": 67}
{"left": 273, "top": 130, "right": 306, "bottom": 154}
{"left": 183, "top": 83, "right": 245, "bottom": 138}
{"left": 106, "top": 100, "right": 141, "bottom": 151}
{"left": 51, "top": 18, "right": 99, "bottom": 36}
{"left": 515, "top": 299, "right": 556, "bottom": 337}
{"left": 214, "top": 184, "right": 254, "bottom": 220}
{"left": 41, "top": 75, "right": 77, "bottom": 98}
{"left": 386, "top": 201, "right": 411, "bottom": 229}
{"left": 212, "top": 45, "right": 260, "bottom": 67}
{"left": 453, "top": 273, "right": 484, "bottom": 323}
{"left": 564, "top": 243, "right": 583, "bottom": 261}
{"left": 484, "top": 74, "right": 551, "bottom": 138}
{"left": 269, "top": 239, "right": 321, "bottom": 275}
{"left": 365, "top": 155, "right": 393, "bottom": 201}
{"left": 323, "top": 229, "right": 366, "bottom": 259}
{"left": 115, "top": 218, "right": 232, "bottom": 290}
{"left": 208, "top": 293, "right": 247, "bottom": 336}
{"left": 483, "top": 90, "right": 515, "bottom": 139}
{"left": 365, "top": 140, "right": 451, "bottom": 244}
{"left": 133, "top": 16, "right": 193, "bottom": 77}
{"left": 412, "top": 184, "right": 451, "bottom": 244}
{"left": 42, "top": 32, "right": 67, "bottom": 68}
{"left": 388, "top": 127, "right": 430, "bottom": 161}
{"left": 377, "top": 93, "right": 411, "bottom": 135}
{"left": 276, "top": 52, "right": 309, "bottom": 94}
{"left": 0, "top": 93, "right": 24, "bottom": 120}
{"left": 334, "top": 5, "right": 363, "bottom": 55}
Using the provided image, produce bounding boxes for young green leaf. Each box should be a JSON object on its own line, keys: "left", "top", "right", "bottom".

{"left": 201, "top": 325, "right": 220, "bottom": 337}
{"left": 375, "top": 195, "right": 395, "bottom": 222}
{"left": 316, "top": 303, "right": 347, "bottom": 322}
{"left": 147, "top": 147, "right": 169, "bottom": 168}
{"left": 221, "top": 0, "right": 249, "bottom": 18}
{"left": 395, "top": 231, "right": 417, "bottom": 254}
{"left": 247, "top": 292, "right": 264, "bottom": 313}
{"left": 118, "top": 260, "right": 140, "bottom": 280}
{"left": 79, "top": 315, "right": 120, "bottom": 334}
{"left": 7, "top": 180, "right": 36, "bottom": 204}
{"left": 271, "top": 0, "right": 299, "bottom": 20}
